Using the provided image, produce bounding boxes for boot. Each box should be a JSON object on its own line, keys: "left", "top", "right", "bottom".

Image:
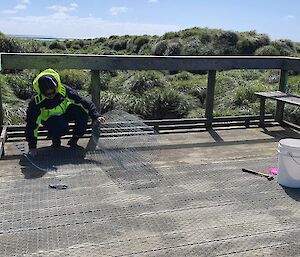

{"left": 67, "top": 136, "right": 79, "bottom": 147}
{"left": 51, "top": 138, "right": 61, "bottom": 147}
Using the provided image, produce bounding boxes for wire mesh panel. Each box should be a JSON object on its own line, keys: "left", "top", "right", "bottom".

{"left": 2, "top": 121, "right": 300, "bottom": 256}
{"left": 92, "top": 110, "right": 161, "bottom": 171}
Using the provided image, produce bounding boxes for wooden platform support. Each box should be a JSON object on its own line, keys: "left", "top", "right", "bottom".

{"left": 0, "top": 126, "right": 7, "bottom": 157}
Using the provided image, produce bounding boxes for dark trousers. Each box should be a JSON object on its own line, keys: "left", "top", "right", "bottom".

{"left": 43, "top": 104, "right": 88, "bottom": 139}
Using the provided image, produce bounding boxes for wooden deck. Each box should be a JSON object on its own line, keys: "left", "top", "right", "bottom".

{"left": 1, "top": 126, "right": 300, "bottom": 256}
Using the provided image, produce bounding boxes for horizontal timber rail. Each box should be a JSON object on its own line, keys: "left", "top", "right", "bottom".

{"left": 1, "top": 53, "right": 300, "bottom": 71}
{"left": 5, "top": 115, "right": 275, "bottom": 142}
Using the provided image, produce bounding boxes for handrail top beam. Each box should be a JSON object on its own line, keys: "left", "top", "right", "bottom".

{"left": 1, "top": 52, "right": 297, "bottom": 59}
{"left": 1, "top": 53, "right": 299, "bottom": 71}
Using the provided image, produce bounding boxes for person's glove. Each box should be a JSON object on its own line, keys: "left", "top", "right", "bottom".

{"left": 94, "top": 116, "right": 105, "bottom": 124}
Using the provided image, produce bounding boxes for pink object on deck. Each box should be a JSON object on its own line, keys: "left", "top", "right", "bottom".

{"left": 268, "top": 167, "right": 278, "bottom": 175}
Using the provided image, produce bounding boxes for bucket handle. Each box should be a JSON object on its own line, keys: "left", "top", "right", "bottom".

{"left": 288, "top": 152, "right": 300, "bottom": 166}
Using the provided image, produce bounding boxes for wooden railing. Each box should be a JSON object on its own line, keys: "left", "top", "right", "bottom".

{"left": 1, "top": 53, "right": 300, "bottom": 128}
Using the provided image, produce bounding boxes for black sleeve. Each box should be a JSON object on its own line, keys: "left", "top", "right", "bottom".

{"left": 65, "top": 85, "right": 101, "bottom": 121}
{"left": 25, "top": 98, "right": 41, "bottom": 149}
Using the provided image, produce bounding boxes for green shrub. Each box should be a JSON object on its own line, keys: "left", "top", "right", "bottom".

{"left": 152, "top": 39, "right": 182, "bottom": 56}
{"left": 99, "top": 47, "right": 118, "bottom": 55}
{"left": 237, "top": 32, "right": 270, "bottom": 55}
{"left": 71, "top": 43, "right": 81, "bottom": 50}
{"left": 179, "top": 27, "right": 213, "bottom": 41}
{"left": 161, "top": 31, "right": 180, "bottom": 40}
{"left": 287, "top": 76, "right": 300, "bottom": 94}
{"left": 88, "top": 71, "right": 111, "bottom": 92}
{"left": 93, "top": 37, "right": 106, "bottom": 44}
{"left": 153, "top": 40, "right": 169, "bottom": 55}
{"left": 135, "top": 37, "right": 151, "bottom": 53}
{"left": 182, "top": 39, "right": 220, "bottom": 55}
{"left": 189, "top": 87, "right": 206, "bottom": 105}
{"left": 237, "top": 38, "right": 257, "bottom": 54}
{"left": 254, "top": 45, "right": 280, "bottom": 56}
{"left": 65, "top": 40, "right": 72, "bottom": 48}
{"left": 0, "top": 75, "right": 15, "bottom": 102}
{"left": 138, "top": 43, "right": 154, "bottom": 55}
{"left": 182, "top": 39, "right": 203, "bottom": 55}
{"left": 174, "top": 71, "right": 193, "bottom": 81}
{"left": 75, "top": 40, "right": 86, "bottom": 48}
{"left": 285, "top": 106, "right": 300, "bottom": 125}
{"left": 271, "top": 40, "right": 296, "bottom": 56}
{"left": 142, "top": 87, "right": 191, "bottom": 119}
{"left": 127, "top": 36, "right": 150, "bottom": 53}
{"left": 216, "top": 31, "right": 239, "bottom": 46}
{"left": 48, "top": 41, "right": 66, "bottom": 50}
{"left": 60, "top": 70, "right": 89, "bottom": 90}
{"left": 67, "top": 40, "right": 88, "bottom": 50}
{"left": 124, "top": 71, "right": 167, "bottom": 95}
{"left": 102, "top": 80, "right": 192, "bottom": 119}
{"left": 111, "top": 40, "right": 128, "bottom": 51}
{"left": 117, "top": 93, "right": 145, "bottom": 114}
{"left": 100, "top": 91, "right": 144, "bottom": 114}
{"left": 187, "top": 107, "right": 205, "bottom": 118}
{"left": 224, "top": 70, "right": 265, "bottom": 81}
{"left": 179, "top": 28, "right": 200, "bottom": 38}
{"left": 165, "top": 41, "right": 182, "bottom": 55}
{"left": 108, "top": 72, "right": 133, "bottom": 92}
{"left": 23, "top": 40, "right": 46, "bottom": 53}
{"left": 234, "top": 82, "right": 273, "bottom": 106}
{"left": 0, "top": 37, "right": 25, "bottom": 53}
{"left": 100, "top": 91, "right": 119, "bottom": 113}
{"left": 6, "top": 71, "right": 37, "bottom": 100}
{"left": 2, "top": 102, "right": 27, "bottom": 125}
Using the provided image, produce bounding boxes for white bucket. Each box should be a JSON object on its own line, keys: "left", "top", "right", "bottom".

{"left": 278, "top": 138, "right": 300, "bottom": 188}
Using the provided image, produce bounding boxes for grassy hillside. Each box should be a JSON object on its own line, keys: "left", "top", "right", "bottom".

{"left": 0, "top": 28, "right": 300, "bottom": 125}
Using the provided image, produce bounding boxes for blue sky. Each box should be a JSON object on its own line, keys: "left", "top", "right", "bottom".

{"left": 0, "top": 0, "right": 299, "bottom": 41}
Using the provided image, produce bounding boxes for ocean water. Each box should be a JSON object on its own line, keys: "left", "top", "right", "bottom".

{"left": 7, "top": 34, "right": 74, "bottom": 41}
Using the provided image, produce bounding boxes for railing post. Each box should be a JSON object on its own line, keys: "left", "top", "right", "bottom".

{"left": 205, "top": 70, "right": 217, "bottom": 128}
{"left": 0, "top": 82, "right": 3, "bottom": 127}
{"left": 275, "top": 69, "right": 288, "bottom": 123}
{"left": 90, "top": 70, "right": 101, "bottom": 111}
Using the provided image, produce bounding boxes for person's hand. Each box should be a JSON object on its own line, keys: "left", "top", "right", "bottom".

{"left": 94, "top": 116, "right": 105, "bottom": 124}
{"left": 29, "top": 148, "right": 37, "bottom": 157}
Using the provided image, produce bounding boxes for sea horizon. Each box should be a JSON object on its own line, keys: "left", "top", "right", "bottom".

{"left": 7, "top": 34, "right": 76, "bottom": 41}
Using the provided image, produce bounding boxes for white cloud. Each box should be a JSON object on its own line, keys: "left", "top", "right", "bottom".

{"left": 48, "top": 3, "right": 78, "bottom": 14}
{"left": 109, "top": 7, "right": 128, "bottom": 16}
{"left": 70, "top": 3, "right": 78, "bottom": 9}
{"left": 1, "top": 0, "right": 30, "bottom": 14}
{"left": 15, "top": 4, "right": 27, "bottom": 11}
{"left": 149, "top": 0, "right": 158, "bottom": 2}
{"left": 2, "top": 10, "right": 18, "bottom": 14}
{"left": 284, "top": 15, "right": 295, "bottom": 19}
{"left": 0, "top": 14, "right": 179, "bottom": 39}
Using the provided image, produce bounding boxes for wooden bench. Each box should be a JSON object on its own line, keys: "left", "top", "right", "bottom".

{"left": 255, "top": 91, "right": 300, "bottom": 127}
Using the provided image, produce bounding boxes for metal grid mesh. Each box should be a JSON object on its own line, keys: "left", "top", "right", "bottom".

{"left": 3, "top": 113, "right": 300, "bottom": 256}
{"left": 2, "top": 152, "right": 300, "bottom": 256}
{"left": 92, "top": 110, "right": 160, "bottom": 171}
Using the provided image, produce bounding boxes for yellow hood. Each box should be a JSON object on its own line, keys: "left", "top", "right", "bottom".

{"left": 33, "top": 68, "right": 64, "bottom": 95}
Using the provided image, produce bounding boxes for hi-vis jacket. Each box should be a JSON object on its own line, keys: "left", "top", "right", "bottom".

{"left": 25, "top": 69, "right": 100, "bottom": 149}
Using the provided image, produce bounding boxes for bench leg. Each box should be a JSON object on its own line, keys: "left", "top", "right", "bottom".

{"left": 275, "top": 102, "right": 285, "bottom": 124}
{"left": 259, "top": 97, "right": 266, "bottom": 128}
